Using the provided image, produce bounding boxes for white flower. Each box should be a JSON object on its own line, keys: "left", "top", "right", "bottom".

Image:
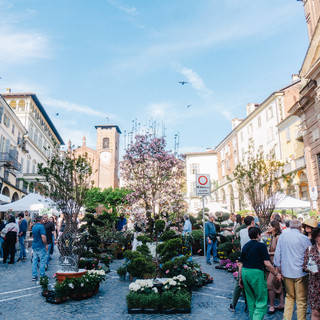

{"left": 68, "top": 283, "right": 74, "bottom": 289}
{"left": 169, "top": 280, "right": 177, "bottom": 286}
{"left": 80, "top": 283, "right": 84, "bottom": 287}
{"left": 152, "top": 287, "right": 158, "bottom": 293}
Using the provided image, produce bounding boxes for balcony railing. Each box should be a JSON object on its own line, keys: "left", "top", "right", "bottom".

{"left": 295, "top": 156, "right": 305, "bottom": 169}
{"left": 0, "top": 152, "right": 21, "bottom": 171}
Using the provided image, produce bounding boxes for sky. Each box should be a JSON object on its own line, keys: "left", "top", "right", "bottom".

{"left": 0, "top": 0, "right": 310, "bottom": 157}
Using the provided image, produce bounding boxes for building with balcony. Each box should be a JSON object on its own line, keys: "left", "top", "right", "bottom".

{"left": 2, "top": 90, "right": 64, "bottom": 197}
{"left": 289, "top": 0, "right": 320, "bottom": 210}
{"left": 0, "top": 95, "right": 28, "bottom": 202}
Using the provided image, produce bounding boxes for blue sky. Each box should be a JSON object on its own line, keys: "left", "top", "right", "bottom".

{"left": 0, "top": 0, "right": 309, "bottom": 157}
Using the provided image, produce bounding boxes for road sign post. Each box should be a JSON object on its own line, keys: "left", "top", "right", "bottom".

{"left": 196, "top": 174, "right": 211, "bottom": 257}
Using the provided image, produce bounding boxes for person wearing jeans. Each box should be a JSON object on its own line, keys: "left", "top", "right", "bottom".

{"left": 18, "top": 212, "right": 27, "bottom": 261}
{"left": 274, "top": 219, "right": 311, "bottom": 320}
{"left": 42, "top": 214, "right": 56, "bottom": 270}
{"left": 205, "top": 214, "right": 218, "bottom": 264}
{"left": 31, "top": 216, "right": 48, "bottom": 280}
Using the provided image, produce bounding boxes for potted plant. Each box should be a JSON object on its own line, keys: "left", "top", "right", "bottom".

{"left": 127, "top": 292, "right": 143, "bottom": 314}
{"left": 160, "top": 291, "right": 177, "bottom": 314}
{"left": 143, "top": 293, "right": 160, "bottom": 314}
{"left": 175, "top": 291, "right": 192, "bottom": 313}
{"left": 40, "top": 276, "right": 49, "bottom": 297}
{"left": 117, "top": 266, "right": 127, "bottom": 280}
{"left": 54, "top": 281, "right": 68, "bottom": 303}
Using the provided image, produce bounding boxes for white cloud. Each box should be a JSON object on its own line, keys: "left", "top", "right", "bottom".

{"left": 0, "top": 27, "right": 51, "bottom": 63}
{"left": 148, "top": 102, "right": 172, "bottom": 118}
{"left": 43, "top": 97, "right": 112, "bottom": 119}
{"left": 107, "top": 0, "right": 137, "bottom": 15}
{"left": 177, "top": 66, "right": 213, "bottom": 98}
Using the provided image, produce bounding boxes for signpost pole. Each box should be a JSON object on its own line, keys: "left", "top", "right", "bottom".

{"left": 195, "top": 173, "right": 210, "bottom": 259}
{"left": 202, "top": 196, "right": 206, "bottom": 257}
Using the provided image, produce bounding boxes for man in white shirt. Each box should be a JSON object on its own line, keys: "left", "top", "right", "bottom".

{"left": 274, "top": 219, "right": 311, "bottom": 320}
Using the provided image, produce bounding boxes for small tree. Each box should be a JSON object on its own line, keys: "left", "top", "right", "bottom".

{"left": 120, "top": 133, "right": 185, "bottom": 220}
{"left": 37, "top": 146, "right": 93, "bottom": 270}
{"left": 231, "top": 147, "right": 292, "bottom": 230}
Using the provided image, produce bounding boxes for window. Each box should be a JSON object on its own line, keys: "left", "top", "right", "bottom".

{"left": 12, "top": 124, "right": 15, "bottom": 135}
{"left": 190, "top": 163, "right": 199, "bottom": 174}
{"left": 34, "top": 131, "right": 38, "bottom": 146}
{"left": 247, "top": 123, "right": 253, "bottom": 135}
{"left": 0, "top": 107, "right": 3, "bottom": 123}
{"left": 226, "top": 159, "right": 230, "bottom": 170}
{"left": 286, "top": 128, "right": 291, "bottom": 142}
{"left": 266, "top": 106, "right": 273, "bottom": 120}
{"left": 312, "top": 128, "right": 319, "bottom": 141}
{"left": 4, "top": 114, "right": 10, "bottom": 127}
{"left": 20, "top": 158, "right": 24, "bottom": 172}
{"left": 258, "top": 116, "right": 261, "bottom": 128}
{"left": 103, "top": 137, "right": 109, "bottom": 149}
{"left": 26, "top": 160, "right": 30, "bottom": 173}
{"left": 222, "top": 162, "right": 225, "bottom": 176}
{"left": 240, "top": 131, "right": 243, "bottom": 142}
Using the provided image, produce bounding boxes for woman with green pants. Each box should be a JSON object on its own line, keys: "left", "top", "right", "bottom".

{"left": 238, "top": 227, "right": 282, "bottom": 320}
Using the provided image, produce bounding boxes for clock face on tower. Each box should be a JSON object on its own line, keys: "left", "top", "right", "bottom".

{"left": 100, "top": 151, "right": 111, "bottom": 164}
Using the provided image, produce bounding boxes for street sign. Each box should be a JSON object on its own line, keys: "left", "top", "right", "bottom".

{"left": 196, "top": 174, "right": 211, "bottom": 196}
{"left": 309, "top": 186, "right": 318, "bottom": 201}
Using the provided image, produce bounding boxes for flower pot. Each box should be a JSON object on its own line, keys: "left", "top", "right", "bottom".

{"left": 94, "top": 285, "right": 99, "bottom": 295}
{"left": 61, "top": 296, "right": 68, "bottom": 302}
{"left": 176, "top": 307, "right": 191, "bottom": 314}
{"left": 144, "top": 308, "right": 158, "bottom": 314}
{"left": 87, "top": 291, "right": 94, "bottom": 298}
{"left": 81, "top": 292, "right": 88, "bottom": 299}
{"left": 128, "top": 308, "right": 144, "bottom": 314}
{"left": 56, "top": 270, "right": 87, "bottom": 283}
{"left": 162, "top": 308, "right": 176, "bottom": 314}
{"left": 70, "top": 293, "right": 79, "bottom": 300}
{"left": 42, "top": 290, "right": 49, "bottom": 297}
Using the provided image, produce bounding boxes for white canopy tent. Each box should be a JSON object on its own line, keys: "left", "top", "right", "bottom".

{"left": 205, "top": 201, "right": 229, "bottom": 213}
{"left": 0, "top": 193, "right": 57, "bottom": 212}
{"left": 0, "top": 194, "right": 11, "bottom": 204}
{"left": 275, "top": 195, "right": 311, "bottom": 210}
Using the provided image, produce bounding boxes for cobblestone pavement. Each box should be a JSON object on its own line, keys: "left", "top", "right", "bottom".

{"left": 0, "top": 250, "right": 311, "bottom": 320}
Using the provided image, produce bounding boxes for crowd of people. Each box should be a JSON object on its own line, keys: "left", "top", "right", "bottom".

{"left": 0, "top": 211, "right": 63, "bottom": 280}
{"left": 224, "top": 213, "right": 320, "bottom": 320}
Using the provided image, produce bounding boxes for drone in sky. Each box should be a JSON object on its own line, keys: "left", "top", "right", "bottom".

{"left": 178, "top": 81, "right": 188, "bottom": 85}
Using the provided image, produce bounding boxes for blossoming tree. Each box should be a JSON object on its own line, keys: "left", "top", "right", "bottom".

{"left": 120, "top": 133, "right": 185, "bottom": 221}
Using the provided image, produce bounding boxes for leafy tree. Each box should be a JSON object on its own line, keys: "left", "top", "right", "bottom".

{"left": 231, "top": 147, "right": 292, "bottom": 229}
{"left": 120, "top": 133, "right": 185, "bottom": 219}
{"left": 37, "top": 146, "right": 93, "bottom": 266}
{"left": 85, "top": 187, "right": 131, "bottom": 216}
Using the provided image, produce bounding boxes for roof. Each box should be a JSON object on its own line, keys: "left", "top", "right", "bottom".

{"left": 184, "top": 150, "right": 217, "bottom": 156}
{"left": 95, "top": 125, "right": 122, "bottom": 134}
{"left": 2, "top": 92, "right": 64, "bottom": 145}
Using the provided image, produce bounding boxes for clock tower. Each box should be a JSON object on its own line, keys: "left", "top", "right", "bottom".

{"left": 95, "top": 125, "right": 121, "bottom": 189}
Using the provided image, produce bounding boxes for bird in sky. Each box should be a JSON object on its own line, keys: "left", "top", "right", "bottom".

{"left": 187, "top": 104, "right": 192, "bottom": 108}
{"left": 179, "top": 81, "right": 188, "bottom": 85}
{"left": 56, "top": 113, "right": 59, "bottom": 116}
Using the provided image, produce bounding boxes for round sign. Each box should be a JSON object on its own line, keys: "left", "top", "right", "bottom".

{"left": 198, "top": 176, "right": 208, "bottom": 185}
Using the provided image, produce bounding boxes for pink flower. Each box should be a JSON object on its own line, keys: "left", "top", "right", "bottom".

{"left": 165, "top": 270, "right": 169, "bottom": 274}
{"left": 184, "top": 266, "right": 188, "bottom": 269}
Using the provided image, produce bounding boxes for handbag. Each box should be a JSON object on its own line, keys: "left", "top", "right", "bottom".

{"left": 306, "top": 246, "right": 319, "bottom": 274}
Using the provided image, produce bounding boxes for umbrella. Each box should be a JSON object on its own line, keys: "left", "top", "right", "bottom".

{"left": 275, "top": 196, "right": 311, "bottom": 210}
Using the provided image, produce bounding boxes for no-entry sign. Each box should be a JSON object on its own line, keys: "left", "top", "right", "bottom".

{"left": 196, "top": 174, "right": 211, "bottom": 196}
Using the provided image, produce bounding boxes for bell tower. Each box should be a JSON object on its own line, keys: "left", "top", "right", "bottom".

{"left": 95, "top": 125, "right": 121, "bottom": 189}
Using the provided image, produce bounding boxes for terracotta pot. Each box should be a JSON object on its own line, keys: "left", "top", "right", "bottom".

{"left": 94, "top": 285, "right": 99, "bottom": 295}
{"left": 56, "top": 270, "right": 87, "bottom": 283}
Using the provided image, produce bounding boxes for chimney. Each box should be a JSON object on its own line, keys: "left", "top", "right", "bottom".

{"left": 291, "top": 74, "right": 300, "bottom": 83}
{"left": 6, "top": 88, "right": 11, "bottom": 93}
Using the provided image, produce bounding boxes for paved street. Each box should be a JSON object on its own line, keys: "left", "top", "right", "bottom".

{"left": 0, "top": 250, "right": 310, "bottom": 320}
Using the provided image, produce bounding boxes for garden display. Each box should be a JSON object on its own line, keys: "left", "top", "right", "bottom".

{"left": 126, "top": 277, "right": 192, "bottom": 314}
{"left": 43, "top": 270, "right": 106, "bottom": 304}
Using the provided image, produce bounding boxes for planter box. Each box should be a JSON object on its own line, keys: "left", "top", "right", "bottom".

{"left": 176, "top": 307, "right": 191, "bottom": 314}
{"left": 56, "top": 269, "right": 87, "bottom": 283}
{"left": 128, "top": 308, "right": 144, "bottom": 314}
